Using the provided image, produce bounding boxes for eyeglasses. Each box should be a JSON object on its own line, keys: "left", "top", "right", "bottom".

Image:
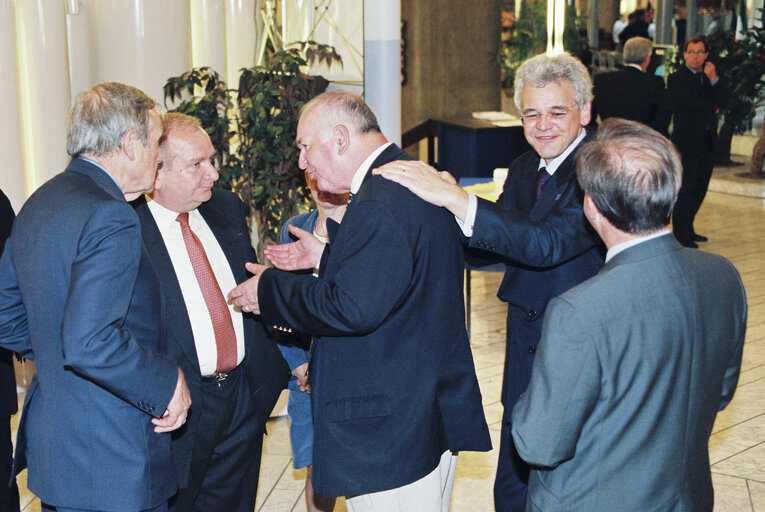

{"left": 521, "top": 104, "right": 579, "bottom": 126}
{"left": 685, "top": 50, "right": 708, "bottom": 55}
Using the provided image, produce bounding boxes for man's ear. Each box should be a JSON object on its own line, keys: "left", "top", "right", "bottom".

{"left": 579, "top": 102, "right": 592, "bottom": 126}
{"left": 121, "top": 129, "right": 137, "bottom": 161}
{"left": 333, "top": 124, "right": 351, "bottom": 155}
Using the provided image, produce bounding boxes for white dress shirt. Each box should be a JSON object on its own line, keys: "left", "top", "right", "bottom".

{"left": 147, "top": 199, "right": 245, "bottom": 376}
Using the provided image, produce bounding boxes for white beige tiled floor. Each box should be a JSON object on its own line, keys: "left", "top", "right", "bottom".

{"left": 15, "top": 160, "right": 765, "bottom": 511}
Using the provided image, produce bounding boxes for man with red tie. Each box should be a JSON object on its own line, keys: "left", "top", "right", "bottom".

{"left": 133, "top": 113, "right": 288, "bottom": 512}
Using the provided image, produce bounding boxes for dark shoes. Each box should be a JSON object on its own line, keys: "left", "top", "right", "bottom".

{"left": 692, "top": 233, "right": 708, "bottom": 242}
{"left": 679, "top": 239, "right": 699, "bottom": 248}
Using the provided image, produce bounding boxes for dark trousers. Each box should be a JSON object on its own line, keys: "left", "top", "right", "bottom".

{"left": 42, "top": 502, "right": 167, "bottom": 512}
{"left": 494, "top": 420, "right": 530, "bottom": 512}
{"left": 0, "top": 416, "right": 18, "bottom": 512}
{"left": 673, "top": 150, "right": 714, "bottom": 242}
{"left": 169, "top": 367, "right": 263, "bottom": 512}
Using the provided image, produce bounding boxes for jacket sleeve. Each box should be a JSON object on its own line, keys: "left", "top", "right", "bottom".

{"left": 512, "top": 296, "right": 601, "bottom": 467}
{"left": 0, "top": 237, "right": 33, "bottom": 359}
{"left": 258, "top": 200, "right": 412, "bottom": 337}
{"left": 60, "top": 203, "right": 177, "bottom": 417}
{"left": 470, "top": 179, "right": 600, "bottom": 269}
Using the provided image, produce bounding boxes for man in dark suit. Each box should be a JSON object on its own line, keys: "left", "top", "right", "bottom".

{"left": 618, "top": 9, "right": 650, "bottom": 46}
{"left": 228, "top": 90, "right": 491, "bottom": 510}
{"left": 0, "top": 82, "right": 191, "bottom": 512}
{"left": 668, "top": 36, "right": 725, "bottom": 248}
{"left": 0, "top": 189, "right": 18, "bottom": 511}
{"left": 513, "top": 118, "right": 746, "bottom": 511}
{"left": 133, "top": 113, "right": 288, "bottom": 512}
{"left": 375, "top": 53, "right": 604, "bottom": 511}
{"left": 591, "top": 37, "right": 670, "bottom": 136}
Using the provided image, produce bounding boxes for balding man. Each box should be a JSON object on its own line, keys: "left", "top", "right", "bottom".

{"left": 133, "top": 113, "right": 287, "bottom": 512}
{"left": 591, "top": 37, "right": 670, "bottom": 136}
{"left": 229, "top": 90, "right": 491, "bottom": 511}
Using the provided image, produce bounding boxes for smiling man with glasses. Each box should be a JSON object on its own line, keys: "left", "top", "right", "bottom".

{"left": 375, "top": 52, "right": 605, "bottom": 511}
{"left": 667, "top": 36, "right": 725, "bottom": 248}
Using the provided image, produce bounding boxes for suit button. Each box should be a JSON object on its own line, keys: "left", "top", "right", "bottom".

{"left": 528, "top": 345, "right": 536, "bottom": 353}
{"left": 527, "top": 310, "right": 537, "bottom": 320}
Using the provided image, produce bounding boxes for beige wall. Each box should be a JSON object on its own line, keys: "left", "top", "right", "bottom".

{"left": 401, "top": 0, "right": 503, "bottom": 149}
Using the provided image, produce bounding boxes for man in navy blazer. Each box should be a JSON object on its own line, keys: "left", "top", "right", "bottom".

{"left": 375, "top": 53, "right": 604, "bottom": 511}
{"left": 591, "top": 37, "right": 670, "bottom": 136}
{"left": 229, "top": 91, "right": 491, "bottom": 510}
{"left": 513, "top": 118, "right": 746, "bottom": 511}
{"left": 133, "top": 113, "right": 288, "bottom": 512}
{"left": 0, "top": 83, "right": 191, "bottom": 511}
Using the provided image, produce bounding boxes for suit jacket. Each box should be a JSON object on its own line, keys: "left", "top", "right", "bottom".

{"left": 0, "top": 190, "right": 17, "bottom": 418}
{"left": 258, "top": 144, "right": 491, "bottom": 497}
{"left": 512, "top": 234, "right": 746, "bottom": 511}
{"left": 0, "top": 158, "right": 178, "bottom": 511}
{"left": 469, "top": 135, "right": 604, "bottom": 420}
{"left": 592, "top": 66, "right": 670, "bottom": 136}
{"left": 134, "top": 189, "right": 288, "bottom": 486}
{"left": 668, "top": 66, "right": 725, "bottom": 155}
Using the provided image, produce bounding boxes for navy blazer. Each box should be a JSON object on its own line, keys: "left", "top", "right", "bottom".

{"left": 668, "top": 66, "right": 725, "bottom": 154}
{"left": 0, "top": 158, "right": 178, "bottom": 510}
{"left": 258, "top": 144, "right": 491, "bottom": 497}
{"left": 592, "top": 66, "right": 670, "bottom": 136}
{"left": 469, "top": 135, "right": 604, "bottom": 419}
{"left": 134, "top": 189, "right": 288, "bottom": 486}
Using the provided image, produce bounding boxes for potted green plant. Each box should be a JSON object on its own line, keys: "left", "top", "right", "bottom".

{"left": 163, "top": 43, "right": 342, "bottom": 250}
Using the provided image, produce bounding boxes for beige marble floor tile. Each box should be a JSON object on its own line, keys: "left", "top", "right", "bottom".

{"left": 713, "top": 376, "right": 765, "bottom": 431}
{"left": 749, "top": 480, "right": 765, "bottom": 512}
{"left": 712, "top": 442, "right": 765, "bottom": 482}
{"left": 710, "top": 414, "right": 765, "bottom": 463}
{"left": 712, "top": 474, "right": 753, "bottom": 511}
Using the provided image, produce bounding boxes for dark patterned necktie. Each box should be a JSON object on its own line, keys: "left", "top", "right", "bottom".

{"left": 176, "top": 212, "right": 237, "bottom": 373}
{"left": 536, "top": 167, "right": 551, "bottom": 200}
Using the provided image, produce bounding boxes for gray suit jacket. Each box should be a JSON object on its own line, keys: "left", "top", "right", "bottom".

{"left": 512, "top": 234, "right": 746, "bottom": 511}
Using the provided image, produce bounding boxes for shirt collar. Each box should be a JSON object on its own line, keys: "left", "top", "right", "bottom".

{"left": 350, "top": 142, "right": 393, "bottom": 195}
{"left": 77, "top": 156, "right": 122, "bottom": 190}
{"left": 538, "top": 129, "right": 587, "bottom": 174}
{"left": 606, "top": 228, "right": 671, "bottom": 262}
{"left": 146, "top": 196, "right": 199, "bottom": 229}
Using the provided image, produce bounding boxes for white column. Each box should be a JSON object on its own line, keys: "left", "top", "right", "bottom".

{"left": 190, "top": 0, "right": 226, "bottom": 74}
{"left": 14, "top": 0, "right": 71, "bottom": 193}
{"left": 67, "top": 0, "right": 191, "bottom": 103}
{"left": 0, "top": 0, "right": 26, "bottom": 209}
{"left": 363, "top": 0, "right": 401, "bottom": 146}
{"left": 224, "top": 0, "right": 258, "bottom": 84}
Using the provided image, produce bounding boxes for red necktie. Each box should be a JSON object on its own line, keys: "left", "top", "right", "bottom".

{"left": 536, "top": 167, "right": 551, "bottom": 200}
{"left": 176, "top": 212, "right": 237, "bottom": 373}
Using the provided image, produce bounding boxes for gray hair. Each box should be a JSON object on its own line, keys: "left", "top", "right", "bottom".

{"left": 66, "top": 82, "right": 159, "bottom": 157}
{"left": 623, "top": 37, "right": 653, "bottom": 65}
{"left": 576, "top": 118, "right": 682, "bottom": 234}
{"left": 300, "top": 90, "right": 381, "bottom": 134}
{"left": 513, "top": 53, "right": 593, "bottom": 110}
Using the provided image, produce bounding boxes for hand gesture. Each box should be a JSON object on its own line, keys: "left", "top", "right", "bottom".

{"left": 264, "top": 225, "right": 325, "bottom": 271}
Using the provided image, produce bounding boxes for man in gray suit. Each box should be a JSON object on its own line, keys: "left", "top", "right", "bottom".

{"left": 512, "top": 118, "right": 747, "bottom": 511}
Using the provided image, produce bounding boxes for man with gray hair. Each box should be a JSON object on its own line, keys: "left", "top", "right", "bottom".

{"left": 591, "top": 36, "right": 670, "bottom": 136}
{"left": 512, "top": 118, "right": 746, "bottom": 510}
{"left": 0, "top": 82, "right": 190, "bottom": 512}
{"left": 375, "top": 52, "right": 604, "bottom": 511}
